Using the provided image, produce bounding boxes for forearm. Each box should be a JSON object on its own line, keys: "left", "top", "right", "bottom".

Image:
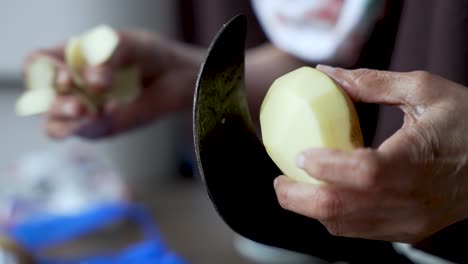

{"left": 245, "top": 43, "right": 309, "bottom": 121}
{"left": 133, "top": 32, "right": 205, "bottom": 116}
{"left": 162, "top": 40, "right": 307, "bottom": 119}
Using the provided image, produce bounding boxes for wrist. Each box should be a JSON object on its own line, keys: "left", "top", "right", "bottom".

{"left": 165, "top": 41, "right": 205, "bottom": 112}
{"left": 122, "top": 29, "right": 204, "bottom": 113}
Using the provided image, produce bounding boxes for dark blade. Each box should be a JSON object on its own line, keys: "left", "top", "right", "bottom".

{"left": 193, "top": 14, "right": 409, "bottom": 263}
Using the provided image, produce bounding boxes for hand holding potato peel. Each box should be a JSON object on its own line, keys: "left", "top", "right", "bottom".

{"left": 16, "top": 25, "right": 141, "bottom": 117}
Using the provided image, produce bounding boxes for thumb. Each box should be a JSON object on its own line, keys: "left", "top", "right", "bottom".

{"left": 316, "top": 65, "right": 431, "bottom": 107}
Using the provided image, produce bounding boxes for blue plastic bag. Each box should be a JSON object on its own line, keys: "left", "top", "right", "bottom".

{"left": 5, "top": 203, "right": 186, "bottom": 264}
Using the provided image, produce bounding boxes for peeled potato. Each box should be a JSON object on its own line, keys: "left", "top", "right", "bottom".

{"left": 17, "top": 24, "right": 141, "bottom": 117}
{"left": 260, "top": 67, "right": 363, "bottom": 184}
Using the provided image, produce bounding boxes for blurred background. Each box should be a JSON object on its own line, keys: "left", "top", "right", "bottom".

{"left": 0, "top": 0, "right": 269, "bottom": 263}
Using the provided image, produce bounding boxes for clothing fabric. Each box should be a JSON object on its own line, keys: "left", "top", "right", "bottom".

{"left": 250, "top": 0, "right": 468, "bottom": 263}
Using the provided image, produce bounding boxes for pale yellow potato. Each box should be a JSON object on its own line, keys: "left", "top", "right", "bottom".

{"left": 260, "top": 67, "right": 363, "bottom": 184}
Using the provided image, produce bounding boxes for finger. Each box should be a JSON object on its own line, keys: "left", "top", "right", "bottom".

{"left": 82, "top": 65, "right": 114, "bottom": 92}
{"left": 48, "top": 43, "right": 67, "bottom": 59}
{"left": 274, "top": 176, "right": 349, "bottom": 221}
{"left": 297, "top": 148, "right": 386, "bottom": 190}
{"left": 75, "top": 119, "right": 112, "bottom": 139}
{"left": 273, "top": 175, "right": 371, "bottom": 238}
{"left": 48, "top": 95, "right": 87, "bottom": 119}
{"left": 44, "top": 118, "right": 82, "bottom": 140}
{"left": 45, "top": 113, "right": 102, "bottom": 140}
{"left": 320, "top": 215, "right": 395, "bottom": 240}
{"left": 316, "top": 65, "right": 432, "bottom": 107}
{"left": 318, "top": 198, "right": 409, "bottom": 240}
{"left": 373, "top": 128, "right": 426, "bottom": 194}
{"left": 274, "top": 176, "right": 417, "bottom": 241}
{"left": 320, "top": 203, "right": 434, "bottom": 243}
{"left": 55, "top": 66, "right": 74, "bottom": 93}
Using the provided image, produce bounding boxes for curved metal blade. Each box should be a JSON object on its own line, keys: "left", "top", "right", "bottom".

{"left": 193, "top": 14, "right": 409, "bottom": 263}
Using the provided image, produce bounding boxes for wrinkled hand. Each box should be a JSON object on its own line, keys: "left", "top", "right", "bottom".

{"left": 274, "top": 65, "right": 468, "bottom": 243}
{"left": 24, "top": 30, "right": 201, "bottom": 139}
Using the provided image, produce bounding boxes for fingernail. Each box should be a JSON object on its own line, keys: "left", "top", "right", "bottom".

{"left": 56, "top": 69, "right": 72, "bottom": 92}
{"left": 274, "top": 176, "right": 288, "bottom": 188}
{"left": 296, "top": 154, "right": 305, "bottom": 168}
{"left": 316, "top": 64, "right": 335, "bottom": 74}
{"left": 84, "top": 66, "right": 112, "bottom": 92}
{"left": 62, "top": 101, "right": 78, "bottom": 117}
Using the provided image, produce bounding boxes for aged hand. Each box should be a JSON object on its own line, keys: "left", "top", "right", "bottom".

{"left": 274, "top": 65, "right": 468, "bottom": 243}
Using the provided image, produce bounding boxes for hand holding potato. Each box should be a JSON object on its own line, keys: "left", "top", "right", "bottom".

{"left": 21, "top": 26, "right": 202, "bottom": 139}
{"left": 273, "top": 65, "right": 468, "bottom": 243}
